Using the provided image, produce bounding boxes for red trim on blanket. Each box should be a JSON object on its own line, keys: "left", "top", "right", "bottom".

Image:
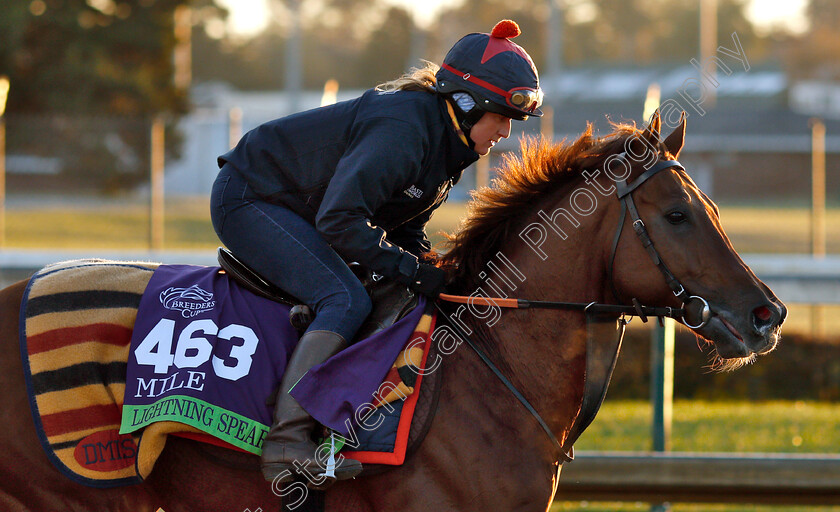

{"left": 170, "top": 431, "right": 251, "bottom": 453}
{"left": 28, "top": 323, "right": 133, "bottom": 354}
{"left": 342, "top": 313, "right": 437, "bottom": 465}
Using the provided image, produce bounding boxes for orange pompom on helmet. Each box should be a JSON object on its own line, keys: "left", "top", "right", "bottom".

{"left": 436, "top": 20, "right": 544, "bottom": 128}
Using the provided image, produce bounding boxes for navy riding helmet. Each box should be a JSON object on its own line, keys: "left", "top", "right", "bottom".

{"left": 436, "top": 19, "right": 544, "bottom": 130}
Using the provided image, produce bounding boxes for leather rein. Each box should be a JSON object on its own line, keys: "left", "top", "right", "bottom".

{"left": 436, "top": 156, "right": 711, "bottom": 464}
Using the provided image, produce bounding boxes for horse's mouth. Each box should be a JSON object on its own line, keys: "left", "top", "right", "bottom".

{"left": 690, "top": 307, "right": 781, "bottom": 371}
{"left": 704, "top": 314, "right": 750, "bottom": 357}
{"left": 719, "top": 316, "right": 743, "bottom": 342}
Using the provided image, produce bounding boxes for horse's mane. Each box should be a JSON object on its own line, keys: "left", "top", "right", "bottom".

{"left": 436, "top": 122, "right": 645, "bottom": 287}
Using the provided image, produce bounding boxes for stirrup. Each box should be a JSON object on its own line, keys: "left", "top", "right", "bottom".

{"left": 307, "top": 432, "right": 362, "bottom": 489}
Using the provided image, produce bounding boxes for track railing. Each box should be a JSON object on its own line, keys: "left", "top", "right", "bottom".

{"left": 557, "top": 451, "right": 840, "bottom": 505}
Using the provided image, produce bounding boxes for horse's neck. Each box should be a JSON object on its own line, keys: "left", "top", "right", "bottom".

{"left": 446, "top": 198, "right": 614, "bottom": 445}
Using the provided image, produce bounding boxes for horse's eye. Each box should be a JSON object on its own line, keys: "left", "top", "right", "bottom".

{"left": 666, "top": 211, "right": 687, "bottom": 224}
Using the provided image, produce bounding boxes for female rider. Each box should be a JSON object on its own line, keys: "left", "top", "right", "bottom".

{"left": 210, "top": 19, "right": 544, "bottom": 485}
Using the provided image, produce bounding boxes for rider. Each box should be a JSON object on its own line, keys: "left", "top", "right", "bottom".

{"left": 210, "top": 19, "right": 543, "bottom": 485}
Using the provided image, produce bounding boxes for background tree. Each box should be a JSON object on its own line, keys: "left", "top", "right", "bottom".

{"left": 1, "top": 0, "right": 190, "bottom": 116}
{"left": 359, "top": 7, "right": 415, "bottom": 86}
{"left": 782, "top": 0, "right": 840, "bottom": 79}
{"left": 192, "top": 23, "right": 290, "bottom": 90}
{"left": 187, "top": 0, "right": 780, "bottom": 93}
{"left": 561, "top": 0, "right": 765, "bottom": 65}
{"left": 0, "top": 0, "right": 203, "bottom": 191}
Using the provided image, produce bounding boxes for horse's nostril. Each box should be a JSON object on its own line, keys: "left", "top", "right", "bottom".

{"left": 754, "top": 306, "right": 772, "bottom": 322}
{"left": 752, "top": 304, "right": 776, "bottom": 334}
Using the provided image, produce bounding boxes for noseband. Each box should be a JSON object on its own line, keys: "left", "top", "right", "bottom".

{"left": 437, "top": 155, "right": 712, "bottom": 465}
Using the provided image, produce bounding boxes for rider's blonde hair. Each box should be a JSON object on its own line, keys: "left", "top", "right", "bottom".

{"left": 376, "top": 61, "right": 439, "bottom": 93}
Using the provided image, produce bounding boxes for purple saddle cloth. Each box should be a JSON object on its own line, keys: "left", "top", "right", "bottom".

{"left": 121, "top": 264, "right": 425, "bottom": 451}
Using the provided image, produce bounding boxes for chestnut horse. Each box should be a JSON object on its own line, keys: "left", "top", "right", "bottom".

{"left": 0, "top": 112, "right": 785, "bottom": 511}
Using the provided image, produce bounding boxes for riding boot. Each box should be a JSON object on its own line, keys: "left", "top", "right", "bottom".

{"left": 261, "top": 330, "right": 363, "bottom": 486}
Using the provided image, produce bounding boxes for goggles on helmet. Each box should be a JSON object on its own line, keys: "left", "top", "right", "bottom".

{"left": 440, "top": 63, "right": 543, "bottom": 116}
{"left": 508, "top": 87, "right": 544, "bottom": 113}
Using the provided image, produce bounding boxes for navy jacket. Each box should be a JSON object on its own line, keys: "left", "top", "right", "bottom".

{"left": 218, "top": 89, "right": 479, "bottom": 284}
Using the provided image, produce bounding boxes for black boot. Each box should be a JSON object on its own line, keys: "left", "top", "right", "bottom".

{"left": 261, "top": 330, "right": 363, "bottom": 487}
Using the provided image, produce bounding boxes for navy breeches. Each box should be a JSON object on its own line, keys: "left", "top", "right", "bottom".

{"left": 210, "top": 164, "right": 372, "bottom": 341}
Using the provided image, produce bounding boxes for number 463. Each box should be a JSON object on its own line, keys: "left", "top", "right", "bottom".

{"left": 134, "top": 319, "right": 259, "bottom": 381}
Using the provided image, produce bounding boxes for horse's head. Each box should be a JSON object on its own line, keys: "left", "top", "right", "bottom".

{"left": 439, "top": 111, "right": 785, "bottom": 371}
{"left": 609, "top": 110, "right": 785, "bottom": 368}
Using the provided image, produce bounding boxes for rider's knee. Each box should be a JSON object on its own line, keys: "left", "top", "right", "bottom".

{"left": 347, "top": 285, "right": 372, "bottom": 322}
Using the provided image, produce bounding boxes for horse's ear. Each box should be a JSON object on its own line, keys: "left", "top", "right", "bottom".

{"left": 663, "top": 111, "right": 687, "bottom": 158}
{"left": 642, "top": 109, "right": 661, "bottom": 144}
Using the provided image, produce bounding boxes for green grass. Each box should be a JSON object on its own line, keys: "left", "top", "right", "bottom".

{"left": 576, "top": 400, "right": 839, "bottom": 453}
{"left": 552, "top": 400, "right": 840, "bottom": 512}
{"left": 5, "top": 196, "right": 217, "bottom": 249}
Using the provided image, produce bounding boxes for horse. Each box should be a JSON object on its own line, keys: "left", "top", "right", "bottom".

{"left": 0, "top": 111, "right": 785, "bottom": 511}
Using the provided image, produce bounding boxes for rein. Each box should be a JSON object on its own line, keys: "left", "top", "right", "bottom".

{"left": 435, "top": 155, "right": 712, "bottom": 465}
{"left": 437, "top": 293, "right": 683, "bottom": 321}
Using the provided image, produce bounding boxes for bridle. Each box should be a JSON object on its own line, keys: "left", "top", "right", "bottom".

{"left": 436, "top": 153, "right": 712, "bottom": 464}
{"left": 609, "top": 156, "right": 711, "bottom": 330}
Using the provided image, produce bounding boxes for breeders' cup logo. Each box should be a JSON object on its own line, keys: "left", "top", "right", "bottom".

{"left": 160, "top": 285, "right": 216, "bottom": 318}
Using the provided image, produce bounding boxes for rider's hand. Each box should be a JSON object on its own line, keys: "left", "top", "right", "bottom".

{"left": 410, "top": 263, "right": 448, "bottom": 299}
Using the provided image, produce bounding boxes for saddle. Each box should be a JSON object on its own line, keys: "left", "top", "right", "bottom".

{"left": 216, "top": 248, "right": 419, "bottom": 340}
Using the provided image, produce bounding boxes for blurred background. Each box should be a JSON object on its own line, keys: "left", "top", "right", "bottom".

{"left": 1, "top": 1, "right": 839, "bottom": 510}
